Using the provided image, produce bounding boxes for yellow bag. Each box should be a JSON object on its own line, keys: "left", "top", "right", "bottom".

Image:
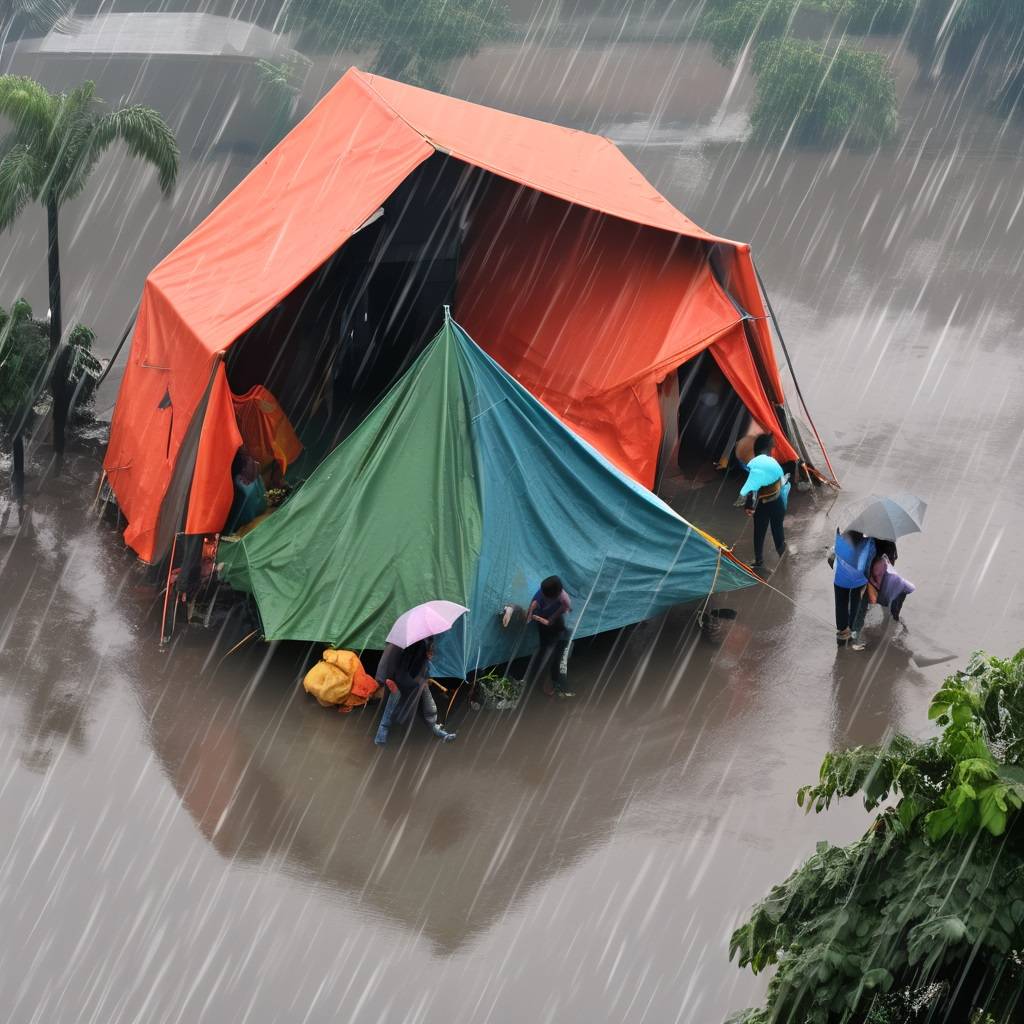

{"left": 302, "top": 648, "right": 358, "bottom": 706}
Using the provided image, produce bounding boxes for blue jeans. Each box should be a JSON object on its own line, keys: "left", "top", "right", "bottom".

{"left": 375, "top": 686, "right": 439, "bottom": 744}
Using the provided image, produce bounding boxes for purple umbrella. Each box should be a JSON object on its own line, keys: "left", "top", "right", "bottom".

{"left": 386, "top": 601, "right": 469, "bottom": 649}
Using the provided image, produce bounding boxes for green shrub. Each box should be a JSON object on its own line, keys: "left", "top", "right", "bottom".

{"left": 828, "top": 0, "right": 914, "bottom": 33}
{"left": 0, "top": 299, "right": 48, "bottom": 428}
{"left": 727, "top": 650, "right": 1024, "bottom": 1024}
{"left": 0, "top": 301, "right": 100, "bottom": 432}
{"left": 696, "top": 0, "right": 803, "bottom": 65}
{"left": 751, "top": 38, "right": 897, "bottom": 146}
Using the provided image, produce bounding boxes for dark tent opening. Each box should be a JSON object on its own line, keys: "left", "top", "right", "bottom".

{"left": 225, "top": 154, "right": 490, "bottom": 467}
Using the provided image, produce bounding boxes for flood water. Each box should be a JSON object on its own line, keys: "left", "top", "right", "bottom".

{"left": 2, "top": 28, "right": 1024, "bottom": 1024}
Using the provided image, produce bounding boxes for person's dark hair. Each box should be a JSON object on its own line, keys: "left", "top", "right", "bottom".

{"left": 399, "top": 637, "right": 433, "bottom": 678}
{"left": 753, "top": 433, "right": 774, "bottom": 456}
{"left": 540, "top": 575, "right": 562, "bottom": 598}
{"left": 876, "top": 540, "right": 898, "bottom": 563}
{"left": 846, "top": 530, "right": 865, "bottom": 545}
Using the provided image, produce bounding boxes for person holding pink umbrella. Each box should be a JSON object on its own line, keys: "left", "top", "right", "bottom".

{"left": 373, "top": 601, "right": 467, "bottom": 747}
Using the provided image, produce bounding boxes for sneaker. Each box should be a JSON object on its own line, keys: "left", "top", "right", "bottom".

{"left": 782, "top": 543, "right": 796, "bottom": 557}
{"left": 750, "top": 560, "right": 765, "bottom": 570}
{"left": 836, "top": 628, "right": 851, "bottom": 648}
{"left": 849, "top": 636, "right": 866, "bottom": 651}
{"left": 432, "top": 724, "right": 457, "bottom": 742}
{"left": 555, "top": 690, "right": 576, "bottom": 699}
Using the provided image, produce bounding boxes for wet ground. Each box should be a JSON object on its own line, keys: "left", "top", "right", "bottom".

{"left": 3, "top": 31, "right": 1024, "bottom": 1024}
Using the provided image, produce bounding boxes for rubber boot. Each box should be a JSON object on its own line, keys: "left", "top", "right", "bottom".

{"left": 374, "top": 724, "right": 389, "bottom": 746}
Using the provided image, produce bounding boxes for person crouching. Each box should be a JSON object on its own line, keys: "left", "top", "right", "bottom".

{"left": 374, "top": 637, "right": 455, "bottom": 746}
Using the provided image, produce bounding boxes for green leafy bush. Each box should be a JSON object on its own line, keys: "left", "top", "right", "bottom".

{"left": 727, "top": 650, "right": 1024, "bottom": 1024}
{"left": 907, "top": 0, "right": 1024, "bottom": 115}
{"left": 751, "top": 38, "right": 897, "bottom": 147}
{"left": 0, "top": 300, "right": 99, "bottom": 433}
{"left": 284, "top": 0, "right": 511, "bottom": 87}
{"left": 0, "top": 299, "right": 48, "bottom": 428}
{"left": 696, "top": 0, "right": 802, "bottom": 65}
{"left": 828, "top": 0, "right": 913, "bottom": 34}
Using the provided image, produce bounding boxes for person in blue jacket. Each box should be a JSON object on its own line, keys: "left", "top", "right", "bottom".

{"left": 739, "top": 434, "right": 790, "bottom": 570}
{"left": 831, "top": 529, "right": 876, "bottom": 649}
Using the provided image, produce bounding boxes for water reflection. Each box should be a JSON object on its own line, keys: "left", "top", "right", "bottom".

{"left": 0, "top": 453, "right": 133, "bottom": 772}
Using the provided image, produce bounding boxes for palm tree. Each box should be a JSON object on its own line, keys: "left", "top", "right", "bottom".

{"left": 1, "top": 0, "right": 68, "bottom": 46}
{"left": 0, "top": 76, "right": 179, "bottom": 460}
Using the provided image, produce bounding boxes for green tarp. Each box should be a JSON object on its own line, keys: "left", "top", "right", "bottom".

{"left": 220, "top": 317, "right": 756, "bottom": 676}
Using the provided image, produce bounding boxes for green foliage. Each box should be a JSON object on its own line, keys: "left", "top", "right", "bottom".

{"left": 0, "top": 299, "right": 47, "bottom": 427}
{"left": 696, "top": 2, "right": 900, "bottom": 147}
{"left": 0, "top": 76, "right": 179, "bottom": 230}
{"left": 696, "top": 0, "right": 802, "bottom": 66}
{"left": 0, "top": 0, "right": 68, "bottom": 36}
{"left": 751, "top": 38, "right": 897, "bottom": 147}
{"left": 255, "top": 56, "right": 312, "bottom": 151}
{"left": 828, "top": 0, "right": 913, "bottom": 34}
{"left": 729, "top": 650, "right": 1024, "bottom": 1024}
{"left": 907, "top": 0, "right": 1024, "bottom": 114}
{"left": 66, "top": 323, "right": 100, "bottom": 418}
{"left": 0, "top": 300, "right": 96, "bottom": 431}
{"left": 284, "top": 0, "right": 512, "bottom": 87}
{"left": 475, "top": 669, "right": 523, "bottom": 708}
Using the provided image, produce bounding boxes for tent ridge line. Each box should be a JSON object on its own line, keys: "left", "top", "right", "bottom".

{"left": 354, "top": 69, "right": 739, "bottom": 247}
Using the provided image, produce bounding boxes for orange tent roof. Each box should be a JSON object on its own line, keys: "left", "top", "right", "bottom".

{"left": 105, "top": 67, "right": 800, "bottom": 563}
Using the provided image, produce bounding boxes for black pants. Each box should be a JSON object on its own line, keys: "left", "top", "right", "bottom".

{"left": 753, "top": 498, "right": 786, "bottom": 562}
{"left": 834, "top": 584, "right": 864, "bottom": 633}
{"left": 531, "top": 627, "right": 571, "bottom": 693}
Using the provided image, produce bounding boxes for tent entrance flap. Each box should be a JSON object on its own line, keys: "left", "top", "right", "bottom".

{"left": 658, "top": 352, "right": 750, "bottom": 484}
{"left": 224, "top": 153, "right": 488, "bottom": 461}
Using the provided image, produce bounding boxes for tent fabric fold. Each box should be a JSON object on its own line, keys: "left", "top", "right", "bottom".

{"left": 220, "top": 320, "right": 755, "bottom": 677}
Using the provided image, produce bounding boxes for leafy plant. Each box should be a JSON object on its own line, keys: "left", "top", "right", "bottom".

{"left": 907, "top": 0, "right": 1024, "bottom": 115}
{"left": 0, "top": 300, "right": 97, "bottom": 493}
{"left": 475, "top": 669, "right": 523, "bottom": 708}
{"left": 751, "top": 38, "right": 897, "bottom": 147}
{"left": 728, "top": 650, "right": 1024, "bottom": 1024}
{"left": 828, "top": 0, "right": 913, "bottom": 34}
{"left": 696, "top": 1, "right": 899, "bottom": 147}
{"left": 254, "top": 55, "right": 312, "bottom": 152}
{"left": 696, "top": 0, "right": 802, "bottom": 66}
{"left": 284, "top": 0, "right": 512, "bottom": 88}
{"left": 0, "top": 0, "right": 67, "bottom": 40}
{"left": 0, "top": 76, "right": 178, "bottom": 458}
{"left": 0, "top": 299, "right": 47, "bottom": 427}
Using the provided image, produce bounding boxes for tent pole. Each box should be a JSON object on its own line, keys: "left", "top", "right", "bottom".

{"left": 159, "top": 532, "right": 180, "bottom": 647}
{"left": 752, "top": 261, "right": 839, "bottom": 486}
{"left": 93, "top": 304, "right": 140, "bottom": 390}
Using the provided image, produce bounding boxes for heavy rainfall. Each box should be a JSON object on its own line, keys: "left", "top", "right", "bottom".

{"left": 0, "top": 0, "right": 1022, "bottom": 1021}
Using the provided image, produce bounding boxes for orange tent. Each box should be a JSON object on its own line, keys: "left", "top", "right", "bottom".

{"left": 105, "top": 67, "right": 822, "bottom": 563}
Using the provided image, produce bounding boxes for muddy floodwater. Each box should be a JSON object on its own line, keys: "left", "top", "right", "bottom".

{"left": 2, "top": 35, "right": 1024, "bottom": 1024}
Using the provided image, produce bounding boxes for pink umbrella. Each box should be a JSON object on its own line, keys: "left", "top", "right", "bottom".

{"left": 386, "top": 601, "right": 469, "bottom": 649}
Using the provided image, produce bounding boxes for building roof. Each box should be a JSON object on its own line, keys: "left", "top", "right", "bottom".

{"left": 17, "top": 12, "right": 295, "bottom": 60}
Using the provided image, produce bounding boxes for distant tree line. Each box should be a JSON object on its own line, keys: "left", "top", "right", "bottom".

{"left": 697, "top": 0, "right": 1024, "bottom": 148}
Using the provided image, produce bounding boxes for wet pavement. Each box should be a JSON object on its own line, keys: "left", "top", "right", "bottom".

{"left": 3, "top": 32, "right": 1024, "bottom": 1024}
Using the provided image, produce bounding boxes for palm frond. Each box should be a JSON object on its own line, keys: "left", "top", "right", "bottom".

{"left": 5, "top": 0, "right": 69, "bottom": 31}
{"left": 0, "top": 142, "right": 40, "bottom": 231}
{"left": 89, "top": 105, "right": 179, "bottom": 195}
{"left": 43, "top": 82, "right": 97, "bottom": 202}
{"left": 0, "top": 74, "right": 56, "bottom": 144}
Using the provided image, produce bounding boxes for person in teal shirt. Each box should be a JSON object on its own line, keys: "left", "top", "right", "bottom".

{"left": 739, "top": 434, "right": 789, "bottom": 569}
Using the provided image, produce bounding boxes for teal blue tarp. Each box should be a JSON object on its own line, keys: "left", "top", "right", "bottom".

{"left": 222, "top": 316, "right": 757, "bottom": 676}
